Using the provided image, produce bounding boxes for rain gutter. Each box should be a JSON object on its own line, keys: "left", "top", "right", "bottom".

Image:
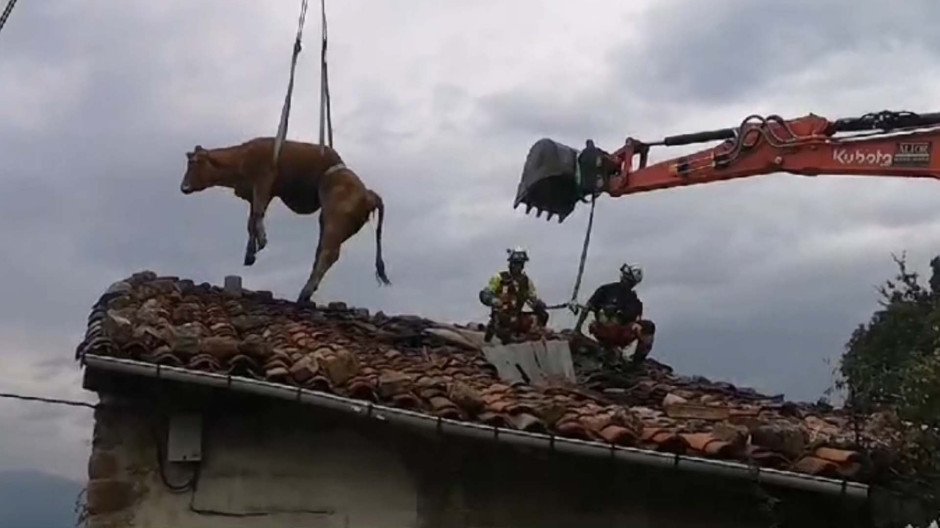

{"left": 81, "top": 354, "right": 869, "bottom": 501}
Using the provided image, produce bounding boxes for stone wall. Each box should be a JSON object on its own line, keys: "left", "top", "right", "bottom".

{"left": 82, "top": 393, "right": 155, "bottom": 528}
{"left": 79, "top": 373, "right": 870, "bottom": 528}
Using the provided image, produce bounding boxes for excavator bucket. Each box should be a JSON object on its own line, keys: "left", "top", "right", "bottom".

{"left": 514, "top": 138, "right": 584, "bottom": 223}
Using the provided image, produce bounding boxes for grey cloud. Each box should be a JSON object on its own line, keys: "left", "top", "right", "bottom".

{"left": 622, "top": 0, "right": 940, "bottom": 105}
{"left": 479, "top": 90, "right": 620, "bottom": 145}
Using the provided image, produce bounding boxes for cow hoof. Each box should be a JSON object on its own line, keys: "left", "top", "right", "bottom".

{"left": 296, "top": 290, "right": 312, "bottom": 304}
{"left": 244, "top": 253, "right": 256, "bottom": 266}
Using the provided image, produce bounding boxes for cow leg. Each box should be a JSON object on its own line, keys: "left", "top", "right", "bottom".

{"left": 244, "top": 170, "right": 276, "bottom": 266}
{"left": 296, "top": 197, "right": 371, "bottom": 304}
{"left": 244, "top": 208, "right": 262, "bottom": 266}
{"left": 244, "top": 235, "right": 258, "bottom": 266}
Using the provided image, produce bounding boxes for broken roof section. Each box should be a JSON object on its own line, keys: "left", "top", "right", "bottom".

{"left": 75, "top": 271, "right": 898, "bottom": 493}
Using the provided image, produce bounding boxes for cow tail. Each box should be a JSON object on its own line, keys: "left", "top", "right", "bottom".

{"left": 369, "top": 190, "right": 391, "bottom": 286}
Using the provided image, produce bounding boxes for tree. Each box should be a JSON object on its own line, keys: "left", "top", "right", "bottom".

{"left": 840, "top": 254, "right": 940, "bottom": 417}
{"left": 838, "top": 253, "right": 940, "bottom": 525}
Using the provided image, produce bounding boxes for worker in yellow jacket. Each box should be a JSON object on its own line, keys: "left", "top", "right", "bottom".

{"left": 479, "top": 247, "right": 549, "bottom": 344}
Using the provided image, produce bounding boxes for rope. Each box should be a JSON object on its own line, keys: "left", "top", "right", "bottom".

{"left": 0, "top": 0, "right": 19, "bottom": 36}
{"left": 273, "top": 0, "right": 310, "bottom": 166}
{"left": 546, "top": 192, "right": 598, "bottom": 313}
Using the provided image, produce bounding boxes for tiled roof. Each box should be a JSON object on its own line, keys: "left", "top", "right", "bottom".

{"left": 568, "top": 344, "right": 901, "bottom": 482}
{"left": 75, "top": 271, "right": 899, "bottom": 485}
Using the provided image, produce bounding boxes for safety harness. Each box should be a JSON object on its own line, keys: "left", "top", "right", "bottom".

{"left": 494, "top": 271, "right": 532, "bottom": 315}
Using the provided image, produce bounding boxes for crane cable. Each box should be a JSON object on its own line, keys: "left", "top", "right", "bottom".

{"left": 0, "top": 0, "right": 19, "bottom": 36}
{"left": 545, "top": 192, "right": 597, "bottom": 314}
{"left": 273, "top": 0, "right": 333, "bottom": 166}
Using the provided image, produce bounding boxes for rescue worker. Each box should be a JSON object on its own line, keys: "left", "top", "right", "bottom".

{"left": 574, "top": 263, "right": 656, "bottom": 364}
{"left": 479, "top": 247, "right": 549, "bottom": 344}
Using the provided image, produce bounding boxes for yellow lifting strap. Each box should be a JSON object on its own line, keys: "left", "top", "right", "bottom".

{"left": 273, "top": 0, "right": 333, "bottom": 166}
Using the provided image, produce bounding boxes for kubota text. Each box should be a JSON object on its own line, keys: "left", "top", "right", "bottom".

{"left": 832, "top": 148, "right": 892, "bottom": 166}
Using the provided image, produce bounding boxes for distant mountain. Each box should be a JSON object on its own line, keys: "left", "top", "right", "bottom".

{"left": 0, "top": 470, "right": 83, "bottom": 528}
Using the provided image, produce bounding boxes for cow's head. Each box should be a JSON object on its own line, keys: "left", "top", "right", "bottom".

{"left": 181, "top": 145, "right": 219, "bottom": 194}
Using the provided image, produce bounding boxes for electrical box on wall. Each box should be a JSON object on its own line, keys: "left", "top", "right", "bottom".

{"left": 167, "top": 413, "right": 203, "bottom": 462}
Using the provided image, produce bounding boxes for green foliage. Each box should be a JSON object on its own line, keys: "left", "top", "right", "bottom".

{"left": 839, "top": 253, "right": 940, "bottom": 524}
{"left": 839, "top": 253, "right": 940, "bottom": 426}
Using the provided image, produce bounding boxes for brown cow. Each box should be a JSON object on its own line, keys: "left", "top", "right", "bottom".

{"left": 180, "top": 137, "right": 390, "bottom": 303}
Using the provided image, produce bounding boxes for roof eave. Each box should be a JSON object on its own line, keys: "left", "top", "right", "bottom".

{"left": 80, "top": 353, "right": 870, "bottom": 501}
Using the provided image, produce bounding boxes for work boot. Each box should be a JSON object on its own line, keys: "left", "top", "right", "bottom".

{"left": 484, "top": 319, "right": 496, "bottom": 343}
{"left": 631, "top": 341, "right": 653, "bottom": 366}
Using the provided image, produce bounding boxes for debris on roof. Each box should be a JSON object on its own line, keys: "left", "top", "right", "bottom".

{"left": 75, "top": 271, "right": 903, "bottom": 484}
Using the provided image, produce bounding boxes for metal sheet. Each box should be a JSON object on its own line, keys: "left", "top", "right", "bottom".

{"left": 482, "top": 339, "right": 576, "bottom": 385}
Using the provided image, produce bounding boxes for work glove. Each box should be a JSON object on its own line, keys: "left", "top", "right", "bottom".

{"left": 479, "top": 290, "right": 499, "bottom": 308}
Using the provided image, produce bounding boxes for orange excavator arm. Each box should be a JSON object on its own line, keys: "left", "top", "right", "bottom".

{"left": 515, "top": 110, "right": 940, "bottom": 222}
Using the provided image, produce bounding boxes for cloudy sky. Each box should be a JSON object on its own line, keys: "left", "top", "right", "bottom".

{"left": 3, "top": 0, "right": 940, "bottom": 483}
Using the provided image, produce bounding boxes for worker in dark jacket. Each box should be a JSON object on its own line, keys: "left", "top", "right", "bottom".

{"left": 479, "top": 247, "right": 549, "bottom": 344}
{"left": 574, "top": 263, "right": 656, "bottom": 363}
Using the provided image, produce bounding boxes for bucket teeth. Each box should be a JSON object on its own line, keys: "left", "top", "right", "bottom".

{"left": 515, "top": 137, "right": 583, "bottom": 224}
{"left": 546, "top": 212, "right": 554, "bottom": 222}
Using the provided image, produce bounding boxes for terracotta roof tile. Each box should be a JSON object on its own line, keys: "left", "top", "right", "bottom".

{"left": 598, "top": 424, "right": 638, "bottom": 445}
{"left": 745, "top": 445, "right": 791, "bottom": 469}
{"left": 641, "top": 427, "right": 690, "bottom": 454}
{"left": 508, "top": 413, "right": 547, "bottom": 433}
{"left": 680, "top": 433, "right": 739, "bottom": 458}
{"left": 814, "top": 446, "right": 860, "bottom": 464}
{"left": 76, "top": 271, "right": 899, "bottom": 484}
{"left": 792, "top": 456, "right": 840, "bottom": 478}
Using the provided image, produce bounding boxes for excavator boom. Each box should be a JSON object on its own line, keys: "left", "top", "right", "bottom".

{"left": 515, "top": 110, "right": 940, "bottom": 222}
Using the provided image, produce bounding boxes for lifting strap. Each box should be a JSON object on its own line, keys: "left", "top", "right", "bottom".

{"left": 318, "top": 0, "right": 333, "bottom": 150}
{"left": 545, "top": 192, "right": 597, "bottom": 313}
{"left": 273, "top": 0, "right": 333, "bottom": 166}
{"left": 0, "top": 0, "right": 20, "bottom": 37}
{"left": 273, "top": 0, "right": 309, "bottom": 166}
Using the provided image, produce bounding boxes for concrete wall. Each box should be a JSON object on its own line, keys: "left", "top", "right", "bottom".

{"left": 80, "top": 373, "right": 870, "bottom": 528}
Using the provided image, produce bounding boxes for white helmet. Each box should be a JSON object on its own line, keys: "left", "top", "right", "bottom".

{"left": 620, "top": 263, "right": 643, "bottom": 285}
{"left": 507, "top": 246, "right": 529, "bottom": 264}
